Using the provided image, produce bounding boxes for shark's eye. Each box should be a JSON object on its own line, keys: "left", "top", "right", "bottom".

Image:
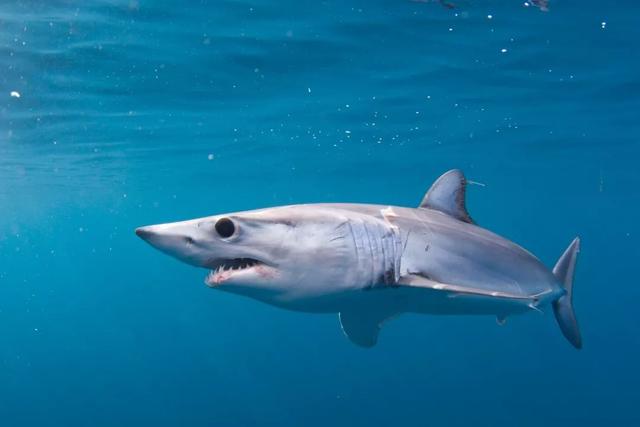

{"left": 215, "top": 217, "right": 235, "bottom": 238}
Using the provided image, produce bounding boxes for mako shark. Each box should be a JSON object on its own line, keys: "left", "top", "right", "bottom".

{"left": 136, "top": 170, "right": 581, "bottom": 349}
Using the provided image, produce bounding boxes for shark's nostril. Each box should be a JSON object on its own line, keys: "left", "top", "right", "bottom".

{"left": 185, "top": 236, "right": 195, "bottom": 245}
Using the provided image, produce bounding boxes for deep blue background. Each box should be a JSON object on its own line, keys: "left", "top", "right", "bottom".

{"left": 1, "top": 1, "right": 639, "bottom": 425}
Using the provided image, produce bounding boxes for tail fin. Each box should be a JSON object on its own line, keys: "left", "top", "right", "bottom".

{"left": 552, "top": 237, "right": 582, "bottom": 349}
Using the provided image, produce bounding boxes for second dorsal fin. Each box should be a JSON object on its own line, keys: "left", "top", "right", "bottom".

{"left": 419, "top": 169, "right": 473, "bottom": 224}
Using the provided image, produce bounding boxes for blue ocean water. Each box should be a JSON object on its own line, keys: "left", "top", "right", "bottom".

{"left": 1, "top": 0, "right": 639, "bottom": 425}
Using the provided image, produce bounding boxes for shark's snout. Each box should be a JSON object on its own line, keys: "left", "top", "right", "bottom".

{"left": 135, "top": 225, "right": 171, "bottom": 246}
{"left": 135, "top": 226, "right": 153, "bottom": 239}
{"left": 135, "top": 223, "right": 204, "bottom": 267}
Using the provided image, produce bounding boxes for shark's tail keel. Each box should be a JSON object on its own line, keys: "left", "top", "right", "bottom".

{"left": 551, "top": 237, "right": 582, "bottom": 349}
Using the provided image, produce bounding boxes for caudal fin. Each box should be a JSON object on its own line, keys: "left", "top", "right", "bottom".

{"left": 552, "top": 237, "right": 582, "bottom": 349}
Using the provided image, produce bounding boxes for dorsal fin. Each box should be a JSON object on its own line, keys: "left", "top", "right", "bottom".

{"left": 419, "top": 169, "right": 473, "bottom": 224}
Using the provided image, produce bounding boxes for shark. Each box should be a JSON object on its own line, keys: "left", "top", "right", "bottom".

{"left": 135, "top": 170, "right": 581, "bottom": 349}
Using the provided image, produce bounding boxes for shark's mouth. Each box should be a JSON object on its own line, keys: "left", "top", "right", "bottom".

{"left": 205, "top": 258, "right": 265, "bottom": 286}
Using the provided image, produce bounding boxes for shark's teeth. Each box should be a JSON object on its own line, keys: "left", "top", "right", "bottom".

{"left": 206, "top": 257, "right": 263, "bottom": 285}
{"left": 210, "top": 258, "right": 261, "bottom": 271}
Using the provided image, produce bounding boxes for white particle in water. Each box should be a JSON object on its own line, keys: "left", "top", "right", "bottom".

{"left": 207, "top": 154, "right": 215, "bottom": 160}
{"left": 487, "top": 14, "right": 493, "bottom": 19}
{"left": 500, "top": 48, "right": 508, "bottom": 53}
{"left": 10, "top": 91, "right": 20, "bottom": 98}
{"left": 601, "top": 21, "right": 607, "bottom": 29}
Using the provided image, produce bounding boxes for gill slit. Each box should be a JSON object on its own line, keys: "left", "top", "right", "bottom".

{"left": 346, "top": 220, "right": 359, "bottom": 262}
{"left": 380, "top": 227, "right": 388, "bottom": 282}
{"left": 369, "top": 222, "right": 380, "bottom": 284}
{"left": 361, "top": 221, "right": 376, "bottom": 286}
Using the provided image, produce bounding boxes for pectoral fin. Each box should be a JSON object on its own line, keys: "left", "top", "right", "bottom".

{"left": 339, "top": 309, "right": 399, "bottom": 348}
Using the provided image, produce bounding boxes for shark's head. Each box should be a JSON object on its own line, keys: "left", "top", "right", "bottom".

{"left": 136, "top": 205, "right": 397, "bottom": 309}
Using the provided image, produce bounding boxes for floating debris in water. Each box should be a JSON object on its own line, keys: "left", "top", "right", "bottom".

{"left": 207, "top": 154, "right": 215, "bottom": 160}
{"left": 410, "top": 0, "right": 455, "bottom": 9}
{"left": 524, "top": 0, "right": 549, "bottom": 11}
{"left": 500, "top": 48, "right": 508, "bottom": 53}
{"left": 601, "top": 21, "right": 607, "bottom": 29}
{"left": 10, "top": 91, "right": 20, "bottom": 98}
{"left": 533, "top": 0, "right": 550, "bottom": 11}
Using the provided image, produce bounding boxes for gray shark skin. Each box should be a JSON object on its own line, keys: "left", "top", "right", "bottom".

{"left": 136, "top": 170, "right": 581, "bottom": 349}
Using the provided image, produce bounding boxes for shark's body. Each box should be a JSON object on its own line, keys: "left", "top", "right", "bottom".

{"left": 136, "top": 170, "right": 581, "bottom": 348}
